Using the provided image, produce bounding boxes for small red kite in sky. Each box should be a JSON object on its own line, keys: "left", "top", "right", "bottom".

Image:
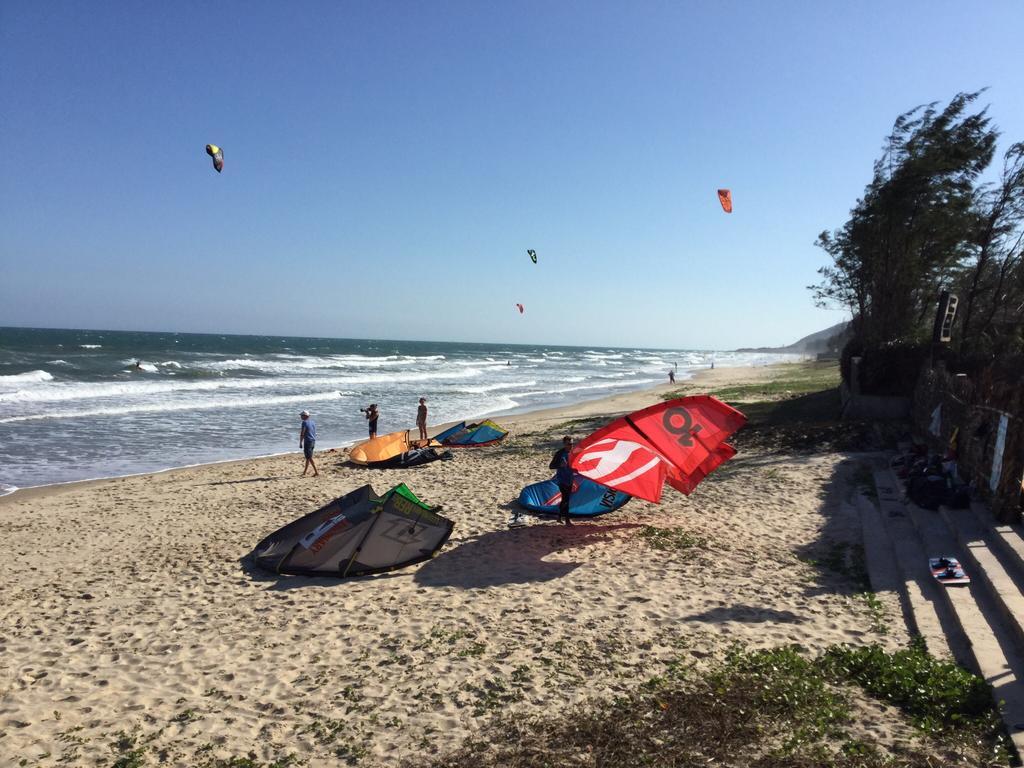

{"left": 717, "top": 189, "right": 732, "bottom": 213}
{"left": 515, "top": 303, "right": 524, "bottom": 314}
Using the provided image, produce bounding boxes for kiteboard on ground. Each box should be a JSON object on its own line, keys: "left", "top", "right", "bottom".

{"left": 251, "top": 484, "right": 454, "bottom": 577}
{"left": 929, "top": 556, "right": 971, "bottom": 585}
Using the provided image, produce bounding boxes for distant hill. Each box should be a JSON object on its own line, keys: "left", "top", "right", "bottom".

{"left": 736, "top": 321, "right": 850, "bottom": 354}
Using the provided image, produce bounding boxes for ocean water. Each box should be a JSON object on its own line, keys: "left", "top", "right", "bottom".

{"left": 0, "top": 327, "right": 802, "bottom": 492}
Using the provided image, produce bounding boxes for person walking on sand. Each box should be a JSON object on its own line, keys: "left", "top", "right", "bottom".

{"left": 416, "top": 398, "right": 428, "bottom": 441}
{"left": 364, "top": 403, "right": 379, "bottom": 439}
{"left": 299, "top": 410, "right": 318, "bottom": 477}
{"left": 549, "top": 436, "right": 574, "bottom": 526}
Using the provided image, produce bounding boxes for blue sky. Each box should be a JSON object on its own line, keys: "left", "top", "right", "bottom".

{"left": 2, "top": 1, "right": 1023, "bottom": 349}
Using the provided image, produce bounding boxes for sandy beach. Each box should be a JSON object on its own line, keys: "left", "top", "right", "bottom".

{"left": 0, "top": 364, "right": 910, "bottom": 766}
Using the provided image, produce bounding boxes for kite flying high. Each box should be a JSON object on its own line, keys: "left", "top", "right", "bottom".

{"left": 527, "top": 249, "right": 537, "bottom": 264}
{"left": 206, "top": 144, "right": 224, "bottom": 173}
{"left": 717, "top": 189, "right": 732, "bottom": 213}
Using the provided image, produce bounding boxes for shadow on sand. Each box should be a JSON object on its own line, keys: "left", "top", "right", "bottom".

{"left": 414, "top": 521, "right": 642, "bottom": 589}
{"left": 238, "top": 520, "right": 642, "bottom": 591}
{"left": 684, "top": 605, "right": 805, "bottom": 624}
{"left": 207, "top": 476, "right": 285, "bottom": 486}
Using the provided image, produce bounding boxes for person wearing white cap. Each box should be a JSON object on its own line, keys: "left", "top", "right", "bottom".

{"left": 416, "top": 398, "right": 428, "bottom": 441}
{"left": 299, "top": 410, "right": 318, "bottom": 477}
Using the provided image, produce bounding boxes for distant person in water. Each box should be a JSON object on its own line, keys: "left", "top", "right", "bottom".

{"left": 668, "top": 369, "right": 675, "bottom": 384}
{"left": 362, "top": 404, "right": 379, "bottom": 438}
{"left": 133, "top": 360, "right": 143, "bottom": 370}
{"left": 416, "top": 398, "right": 428, "bottom": 441}
{"left": 549, "top": 436, "right": 574, "bottom": 526}
{"left": 299, "top": 410, "right": 318, "bottom": 477}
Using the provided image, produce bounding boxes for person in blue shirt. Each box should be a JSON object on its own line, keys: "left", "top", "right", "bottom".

{"left": 299, "top": 410, "right": 319, "bottom": 477}
{"left": 548, "top": 435, "right": 574, "bottom": 526}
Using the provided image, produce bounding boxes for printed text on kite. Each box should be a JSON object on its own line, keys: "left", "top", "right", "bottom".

{"left": 569, "top": 395, "right": 745, "bottom": 503}
{"left": 206, "top": 144, "right": 224, "bottom": 173}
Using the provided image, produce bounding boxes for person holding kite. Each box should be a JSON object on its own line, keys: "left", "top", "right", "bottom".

{"left": 548, "top": 436, "right": 575, "bottom": 525}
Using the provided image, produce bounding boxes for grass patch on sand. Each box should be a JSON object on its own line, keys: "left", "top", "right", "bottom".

{"left": 663, "top": 360, "right": 840, "bottom": 403}
{"left": 406, "top": 640, "right": 1010, "bottom": 768}
{"left": 637, "top": 525, "right": 706, "bottom": 552}
{"left": 664, "top": 360, "right": 904, "bottom": 454}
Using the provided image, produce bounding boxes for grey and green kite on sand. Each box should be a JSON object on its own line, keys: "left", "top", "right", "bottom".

{"left": 252, "top": 484, "right": 453, "bottom": 577}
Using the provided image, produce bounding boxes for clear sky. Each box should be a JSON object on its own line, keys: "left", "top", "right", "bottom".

{"left": 2, "top": 2, "right": 1023, "bottom": 349}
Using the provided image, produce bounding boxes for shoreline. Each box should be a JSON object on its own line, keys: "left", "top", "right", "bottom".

{"left": 0, "top": 370, "right": 711, "bottom": 503}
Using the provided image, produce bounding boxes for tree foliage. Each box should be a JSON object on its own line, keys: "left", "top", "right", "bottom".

{"left": 812, "top": 92, "right": 1024, "bottom": 371}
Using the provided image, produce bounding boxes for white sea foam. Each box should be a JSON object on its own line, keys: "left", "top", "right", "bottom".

{"left": 0, "top": 390, "right": 352, "bottom": 423}
{"left": 0, "top": 368, "right": 483, "bottom": 406}
{"left": 456, "top": 380, "right": 538, "bottom": 395}
{"left": 0, "top": 483, "right": 17, "bottom": 497}
{"left": 79, "top": 344, "right": 102, "bottom": 349}
{"left": 201, "top": 353, "right": 447, "bottom": 373}
{"left": 0, "top": 370, "right": 54, "bottom": 384}
{"left": 47, "top": 359, "right": 72, "bottom": 366}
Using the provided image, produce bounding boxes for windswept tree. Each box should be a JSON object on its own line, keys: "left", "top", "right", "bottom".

{"left": 812, "top": 92, "right": 998, "bottom": 350}
{"left": 957, "top": 141, "right": 1024, "bottom": 354}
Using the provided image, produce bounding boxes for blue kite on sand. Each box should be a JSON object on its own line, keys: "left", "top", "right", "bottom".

{"left": 517, "top": 474, "right": 631, "bottom": 518}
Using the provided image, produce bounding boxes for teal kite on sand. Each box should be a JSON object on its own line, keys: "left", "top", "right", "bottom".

{"left": 434, "top": 420, "right": 508, "bottom": 447}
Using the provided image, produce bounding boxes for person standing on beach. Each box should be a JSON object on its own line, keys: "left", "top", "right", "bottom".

{"left": 549, "top": 436, "right": 574, "bottom": 526}
{"left": 668, "top": 369, "right": 675, "bottom": 384}
{"left": 299, "top": 410, "right": 318, "bottom": 477}
{"left": 364, "top": 404, "right": 379, "bottom": 439}
{"left": 416, "top": 398, "right": 428, "bottom": 441}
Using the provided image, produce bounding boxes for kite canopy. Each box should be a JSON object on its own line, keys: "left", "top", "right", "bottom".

{"left": 518, "top": 474, "right": 630, "bottom": 518}
{"left": 349, "top": 430, "right": 446, "bottom": 468}
{"left": 432, "top": 422, "right": 466, "bottom": 444}
{"left": 436, "top": 419, "right": 508, "bottom": 447}
{"left": 717, "top": 189, "right": 732, "bottom": 213}
{"left": 251, "top": 483, "right": 454, "bottom": 577}
{"left": 516, "top": 303, "right": 524, "bottom": 314}
{"left": 570, "top": 395, "right": 746, "bottom": 503}
{"left": 527, "top": 249, "right": 537, "bottom": 264}
{"left": 206, "top": 144, "right": 224, "bottom": 173}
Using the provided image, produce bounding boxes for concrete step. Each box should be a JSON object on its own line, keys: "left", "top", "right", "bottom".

{"left": 878, "top": 466, "right": 1024, "bottom": 759}
{"left": 851, "top": 495, "right": 954, "bottom": 659}
{"left": 938, "top": 503, "right": 1024, "bottom": 658}
{"left": 976, "top": 499, "right": 1024, "bottom": 581}
{"left": 868, "top": 470, "right": 967, "bottom": 665}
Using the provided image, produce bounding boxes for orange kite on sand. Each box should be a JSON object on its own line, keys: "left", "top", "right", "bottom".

{"left": 717, "top": 189, "right": 732, "bottom": 213}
